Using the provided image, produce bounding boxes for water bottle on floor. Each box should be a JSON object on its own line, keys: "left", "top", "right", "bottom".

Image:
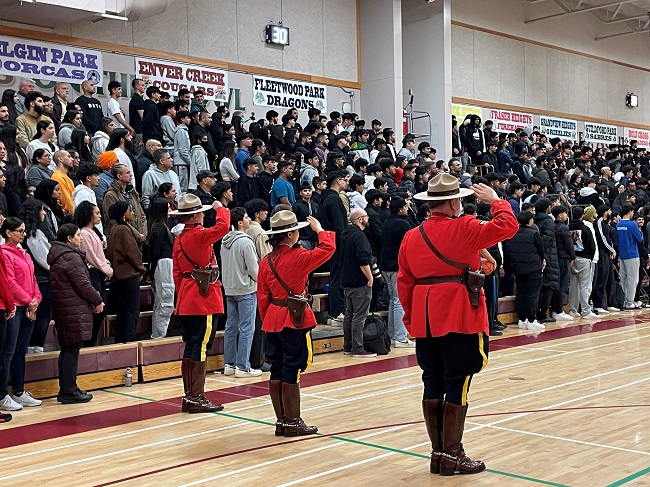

{"left": 125, "top": 367, "right": 133, "bottom": 387}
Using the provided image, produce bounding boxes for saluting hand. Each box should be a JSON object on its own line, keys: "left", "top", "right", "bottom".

{"left": 471, "top": 183, "right": 499, "bottom": 204}
{"left": 307, "top": 216, "right": 324, "bottom": 233}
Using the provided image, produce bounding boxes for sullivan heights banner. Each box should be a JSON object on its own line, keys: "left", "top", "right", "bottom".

{"left": 135, "top": 57, "right": 228, "bottom": 101}
{"left": 0, "top": 35, "right": 103, "bottom": 84}
{"left": 252, "top": 75, "right": 326, "bottom": 111}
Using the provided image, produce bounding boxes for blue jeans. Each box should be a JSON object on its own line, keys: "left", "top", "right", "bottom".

{"left": 224, "top": 293, "right": 257, "bottom": 370}
{"left": 382, "top": 271, "right": 408, "bottom": 342}
{"left": 1, "top": 306, "right": 33, "bottom": 397}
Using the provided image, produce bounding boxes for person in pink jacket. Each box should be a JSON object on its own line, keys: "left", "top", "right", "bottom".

{"left": 0, "top": 217, "right": 42, "bottom": 411}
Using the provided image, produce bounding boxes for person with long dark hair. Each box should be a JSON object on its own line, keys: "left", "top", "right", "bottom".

{"left": 74, "top": 201, "right": 112, "bottom": 347}
{"left": 66, "top": 129, "right": 93, "bottom": 165}
{"left": 0, "top": 126, "right": 28, "bottom": 168}
{"left": 26, "top": 149, "right": 53, "bottom": 187}
{"left": 57, "top": 109, "right": 83, "bottom": 148}
{"left": 105, "top": 201, "right": 145, "bottom": 343}
{"left": 4, "top": 166, "right": 28, "bottom": 218}
{"left": 1, "top": 90, "right": 18, "bottom": 125}
{"left": 26, "top": 120, "right": 58, "bottom": 162}
{"left": 48, "top": 223, "right": 103, "bottom": 403}
{"left": 0, "top": 217, "right": 42, "bottom": 411}
{"left": 106, "top": 128, "right": 137, "bottom": 175}
{"left": 147, "top": 198, "right": 174, "bottom": 339}
{"left": 91, "top": 117, "right": 114, "bottom": 161}
{"left": 19, "top": 199, "right": 54, "bottom": 355}
{"left": 34, "top": 179, "right": 65, "bottom": 228}
{"left": 257, "top": 211, "right": 335, "bottom": 436}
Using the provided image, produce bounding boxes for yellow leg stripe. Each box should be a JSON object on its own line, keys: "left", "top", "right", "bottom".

{"left": 461, "top": 376, "right": 470, "bottom": 406}
{"left": 478, "top": 332, "right": 488, "bottom": 371}
{"left": 200, "top": 315, "right": 212, "bottom": 362}
{"left": 305, "top": 332, "right": 313, "bottom": 372}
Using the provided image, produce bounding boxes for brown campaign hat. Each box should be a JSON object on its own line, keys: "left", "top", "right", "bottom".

{"left": 414, "top": 173, "right": 474, "bottom": 201}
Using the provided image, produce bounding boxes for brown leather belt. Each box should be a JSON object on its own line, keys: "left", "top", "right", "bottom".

{"left": 415, "top": 275, "right": 463, "bottom": 285}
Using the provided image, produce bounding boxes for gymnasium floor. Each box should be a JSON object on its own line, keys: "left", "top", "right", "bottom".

{"left": 3, "top": 311, "right": 650, "bottom": 486}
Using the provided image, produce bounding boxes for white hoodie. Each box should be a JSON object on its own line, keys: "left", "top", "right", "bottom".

{"left": 71, "top": 183, "right": 105, "bottom": 237}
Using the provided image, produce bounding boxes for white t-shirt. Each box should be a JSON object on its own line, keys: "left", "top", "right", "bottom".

{"left": 106, "top": 98, "right": 124, "bottom": 129}
{"left": 26, "top": 139, "right": 58, "bottom": 162}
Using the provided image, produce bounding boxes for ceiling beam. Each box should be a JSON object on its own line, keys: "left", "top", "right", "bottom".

{"left": 595, "top": 27, "right": 650, "bottom": 40}
{"left": 526, "top": 0, "right": 640, "bottom": 24}
{"left": 603, "top": 13, "right": 649, "bottom": 24}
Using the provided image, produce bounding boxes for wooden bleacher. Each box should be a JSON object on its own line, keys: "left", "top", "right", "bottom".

{"left": 18, "top": 272, "right": 523, "bottom": 398}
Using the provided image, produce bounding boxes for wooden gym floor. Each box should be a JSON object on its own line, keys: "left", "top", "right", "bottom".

{"left": 3, "top": 310, "right": 650, "bottom": 486}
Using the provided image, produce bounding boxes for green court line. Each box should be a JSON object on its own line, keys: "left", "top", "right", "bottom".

{"left": 605, "top": 466, "right": 650, "bottom": 487}
{"left": 100, "top": 388, "right": 572, "bottom": 486}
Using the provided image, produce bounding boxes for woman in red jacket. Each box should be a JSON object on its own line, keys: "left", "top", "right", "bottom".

{"left": 0, "top": 245, "right": 15, "bottom": 422}
{"left": 0, "top": 217, "right": 42, "bottom": 411}
{"left": 257, "top": 210, "right": 335, "bottom": 437}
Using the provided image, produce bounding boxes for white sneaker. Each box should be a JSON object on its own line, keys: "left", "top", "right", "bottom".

{"left": 327, "top": 316, "right": 343, "bottom": 327}
{"left": 26, "top": 346, "right": 35, "bottom": 354}
{"left": 635, "top": 301, "right": 643, "bottom": 307}
{"left": 11, "top": 391, "right": 41, "bottom": 407}
{"left": 33, "top": 346, "right": 44, "bottom": 353}
{"left": 594, "top": 308, "right": 609, "bottom": 314}
{"left": 0, "top": 394, "right": 23, "bottom": 411}
{"left": 518, "top": 319, "right": 528, "bottom": 329}
{"left": 582, "top": 312, "right": 599, "bottom": 319}
{"left": 568, "top": 311, "right": 580, "bottom": 318}
{"left": 394, "top": 338, "right": 415, "bottom": 348}
{"left": 526, "top": 320, "right": 546, "bottom": 330}
{"left": 552, "top": 312, "right": 574, "bottom": 321}
{"left": 607, "top": 307, "right": 620, "bottom": 312}
{"left": 223, "top": 364, "right": 235, "bottom": 376}
{"left": 235, "top": 367, "right": 263, "bottom": 378}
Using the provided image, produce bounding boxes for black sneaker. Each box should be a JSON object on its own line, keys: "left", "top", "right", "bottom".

{"left": 0, "top": 413, "right": 11, "bottom": 423}
{"left": 489, "top": 327, "right": 503, "bottom": 336}
{"left": 57, "top": 389, "right": 93, "bottom": 404}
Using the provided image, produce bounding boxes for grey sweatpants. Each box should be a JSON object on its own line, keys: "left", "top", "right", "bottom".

{"left": 620, "top": 257, "right": 640, "bottom": 308}
{"left": 152, "top": 258, "right": 174, "bottom": 339}
{"left": 569, "top": 256, "right": 592, "bottom": 316}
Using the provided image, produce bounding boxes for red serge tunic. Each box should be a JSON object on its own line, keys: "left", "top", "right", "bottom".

{"left": 172, "top": 206, "right": 230, "bottom": 316}
{"left": 258, "top": 230, "right": 335, "bottom": 332}
{"left": 397, "top": 200, "right": 517, "bottom": 338}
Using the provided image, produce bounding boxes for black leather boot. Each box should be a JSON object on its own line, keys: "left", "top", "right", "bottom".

{"left": 422, "top": 399, "right": 443, "bottom": 474}
{"left": 269, "top": 380, "right": 284, "bottom": 436}
{"left": 439, "top": 401, "right": 485, "bottom": 475}
{"left": 281, "top": 383, "right": 317, "bottom": 437}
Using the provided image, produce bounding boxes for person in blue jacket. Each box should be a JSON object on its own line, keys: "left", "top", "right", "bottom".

{"left": 617, "top": 204, "right": 645, "bottom": 309}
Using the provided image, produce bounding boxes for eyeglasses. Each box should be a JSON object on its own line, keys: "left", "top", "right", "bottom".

{"left": 11, "top": 229, "right": 25, "bottom": 234}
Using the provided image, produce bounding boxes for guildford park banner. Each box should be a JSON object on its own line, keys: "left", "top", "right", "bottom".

{"left": 583, "top": 122, "right": 618, "bottom": 144}
{"left": 252, "top": 75, "right": 326, "bottom": 111}
{"left": 135, "top": 57, "right": 228, "bottom": 102}
{"left": 540, "top": 116, "right": 578, "bottom": 140}
{"left": 0, "top": 35, "right": 103, "bottom": 84}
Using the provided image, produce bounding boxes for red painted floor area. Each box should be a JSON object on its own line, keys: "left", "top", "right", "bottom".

{"left": 1, "top": 312, "right": 647, "bottom": 450}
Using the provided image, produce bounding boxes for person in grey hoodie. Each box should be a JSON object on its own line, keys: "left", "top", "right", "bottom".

{"left": 159, "top": 101, "right": 177, "bottom": 155}
{"left": 221, "top": 207, "right": 260, "bottom": 378}
{"left": 141, "top": 148, "right": 181, "bottom": 210}
{"left": 188, "top": 134, "right": 210, "bottom": 191}
{"left": 173, "top": 111, "right": 191, "bottom": 193}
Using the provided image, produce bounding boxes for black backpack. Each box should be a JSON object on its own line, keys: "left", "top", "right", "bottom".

{"left": 363, "top": 314, "right": 391, "bottom": 355}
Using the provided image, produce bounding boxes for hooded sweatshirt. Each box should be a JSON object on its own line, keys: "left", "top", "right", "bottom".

{"left": 91, "top": 130, "right": 110, "bottom": 160}
{"left": 140, "top": 163, "right": 181, "bottom": 209}
{"left": 72, "top": 184, "right": 105, "bottom": 236}
{"left": 58, "top": 122, "right": 76, "bottom": 148}
{"left": 220, "top": 230, "right": 258, "bottom": 296}
{"left": 189, "top": 144, "right": 209, "bottom": 191}
{"left": 340, "top": 224, "right": 372, "bottom": 288}
{"left": 577, "top": 186, "right": 601, "bottom": 208}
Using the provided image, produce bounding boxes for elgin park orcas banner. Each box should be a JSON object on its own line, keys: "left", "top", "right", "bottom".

{"left": 623, "top": 128, "right": 650, "bottom": 148}
{"left": 540, "top": 116, "right": 578, "bottom": 140}
{"left": 0, "top": 36, "right": 103, "bottom": 84}
{"left": 488, "top": 109, "right": 533, "bottom": 133}
{"left": 135, "top": 57, "right": 228, "bottom": 102}
{"left": 253, "top": 75, "right": 326, "bottom": 111}
{"left": 583, "top": 122, "right": 618, "bottom": 144}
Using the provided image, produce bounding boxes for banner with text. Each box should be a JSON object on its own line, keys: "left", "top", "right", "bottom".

{"left": 452, "top": 104, "right": 482, "bottom": 121}
{"left": 0, "top": 35, "right": 103, "bottom": 84}
{"left": 540, "top": 116, "right": 578, "bottom": 140}
{"left": 583, "top": 122, "right": 618, "bottom": 144}
{"left": 253, "top": 75, "right": 326, "bottom": 111}
{"left": 623, "top": 127, "right": 650, "bottom": 148}
{"left": 488, "top": 109, "right": 533, "bottom": 133}
{"left": 135, "top": 57, "right": 228, "bottom": 101}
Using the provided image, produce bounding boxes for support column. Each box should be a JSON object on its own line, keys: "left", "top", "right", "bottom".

{"left": 402, "top": 0, "right": 452, "bottom": 159}
{"left": 359, "top": 0, "right": 404, "bottom": 142}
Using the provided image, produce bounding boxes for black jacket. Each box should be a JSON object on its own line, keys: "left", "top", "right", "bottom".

{"left": 293, "top": 199, "right": 320, "bottom": 242}
{"left": 209, "top": 119, "right": 226, "bottom": 155}
{"left": 237, "top": 175, "right": 260, "bottom": 205}
{"left": 142, "top": 99, "right": 164, "bottom": 144}
{"left": 192, "top": 187, "right": 216, "bottom": 228}
{"left": 135, "top": 151, "right": 154, "bottom": 195}
{"left": 319, "top": 188, "right": 348, "bottom": 237}
{"left": 555, "top": 220, "right": 576, "bottom": 261}
{"left": 378, "top": 214, "right": 412, "bottom": 272}
{"left": 257, "top": 171, "right": 274, "bottom": 204}
{"left": 534, "top": 212, "right": 560, "bottom": 288}
{"left": 340, "top": 225, "right": 372, "bottom": 288}
{"left": 508, "top": 225, "right": 545, "bottom": 275}
{"left": 364, "top": 205, "right": 382, "bottom": 256}
{"left": 568, "top": 220, "right": 596, "bottom": 260}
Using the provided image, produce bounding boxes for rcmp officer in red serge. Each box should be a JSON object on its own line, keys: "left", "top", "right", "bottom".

{"left": 171, "top": 193, "right": 230, "bottom": 414}
{"left": 257, "top": 211, "right": 335, "bottom": 436}
{"left": 398, "top": 173, "right": 517, "bottom": 475}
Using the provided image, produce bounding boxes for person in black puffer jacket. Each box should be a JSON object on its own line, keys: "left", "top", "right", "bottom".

{"left": 552, "top": 205, "right": 576, "bottom": 320}
{"left": 533, "top": 199, "right": 560, "bottom": 323}
{"left": 508, "top": 211, "right": 545, "bottom": 328}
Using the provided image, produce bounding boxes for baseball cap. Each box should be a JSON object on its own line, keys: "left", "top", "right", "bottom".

{"left": 196, "top": 169, "right": 217, "bottom": 182}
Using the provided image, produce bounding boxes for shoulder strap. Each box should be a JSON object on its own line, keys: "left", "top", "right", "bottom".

{"left": 266, "top": 254, "right": 294, "bottom": 295}
{"left": 418, "top": 224, "right": 468, "bottom": 271}
{"left": 178, "top": 233, "right": 201, "bottom": 269}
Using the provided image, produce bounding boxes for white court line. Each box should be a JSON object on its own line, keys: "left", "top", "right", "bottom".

{"left": 173, "top": 425, "right": 412, "bottom": 487}
{"left": 4, "top": 328, "right": 646, "bottom": 467}
{"left": 466, "top": 422, "right": 650, "bottom": 456}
